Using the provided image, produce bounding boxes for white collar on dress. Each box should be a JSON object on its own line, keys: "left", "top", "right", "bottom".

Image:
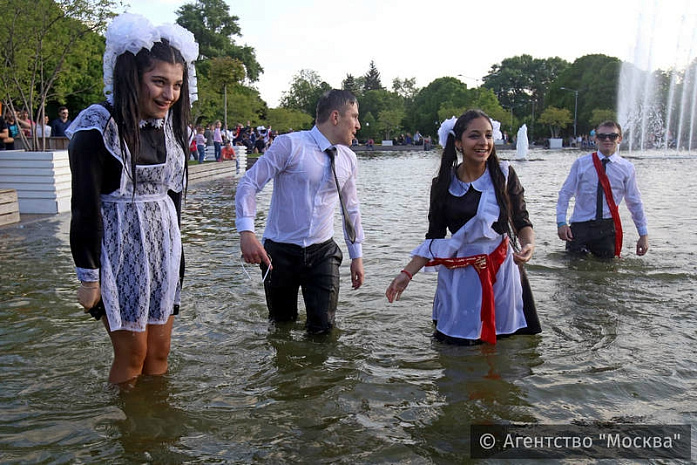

{"left": 139, "top": 118, "right": 165, "bottom": 129}
{"left": 448, "top": 165, "right": 491, "bottom": 197}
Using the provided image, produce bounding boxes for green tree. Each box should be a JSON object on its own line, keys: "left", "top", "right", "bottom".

{"left": 469, "top": 87, "right": 507, "bottom": 122}
{"left": 589, "top": 109, "right": 617, "bottom": 128}
{"left": 538, "top": 106, "right": 572, "bottom": 138}
{"left": 435, "top": 87, "right": 508, "bottom": 133}
{"left": 357, "top": 89, "right": 405, "bottom": 140}
{"left": 549, "top": 54, "right": 621, "bottom": 137}
{"left": 392, "top": 77, "right": 418, "bottom": 101}
{"left": 0, "top": 0, "right": 116, "bottom": 150}
{"left": 176, "top": 0, "right": 262, "bottom": 81}
{"left": 359, "top": 89, "right": 401, "bottom": 123}
{"left": 341, "top": 74, "right": 360, "bottom": 95}
{"left": 410, "top": 77, "right": 469, "bottom": 135}
{"left": 60, "top": 30, "right": 105, "bottom": 113}
{"left": 226, "top": 86, "right": 267, "bottom": 126}
{"left": 280, "top": 69, "right": 331, "bottom": 117}
{"left": 377, "top": 108, "right": 405, "bottom": 140}
{"left": 358, "top": 111, "right": 378, "bottom": 141}
{"left": 266, "top": 107, "right": 313, "bottom": 133}
{"left": 363, "top": 60, "right": 383, "bottom": 91}
{"left": 483, "top": 54, "right": 569, "bottom": 122}
{"left": 210, "top": 56, "right": 245, "bottom": 127}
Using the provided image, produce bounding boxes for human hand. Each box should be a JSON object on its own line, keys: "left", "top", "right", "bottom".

{"left": 513, "top": 243, "right": 535, "bottom": 264}
{"left": 350, "top": 258, "right": 364, "bottom": 289}
{"left": 240, "top": 231, "right": 271, "bottom": 268}
{"left": 636, "top": 235, "right": 649, "bottom": 256}
{"left": 557, "top": 225, "right": 573, "bottom": 241}
{"left": 385, "top": 271, "right": 411, "bottom": 303}
{"left": 77, "top": 282, "right": 101, "bottom": 310}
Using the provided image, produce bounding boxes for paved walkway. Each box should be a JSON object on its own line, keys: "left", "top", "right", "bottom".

{"left": 188, "top": 159, "right": 240, "bottom": 184}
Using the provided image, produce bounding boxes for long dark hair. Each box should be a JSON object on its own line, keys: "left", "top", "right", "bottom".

{"left": 431, "top": 109, "right": 514, "bottom": 238}
{"left": 111, "top": 39, "right": 191, "bottom": 190}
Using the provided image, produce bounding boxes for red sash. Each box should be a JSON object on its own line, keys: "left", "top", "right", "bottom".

{"left": 592, "top": 152, "right": 623, "bottom": 257}
{"left": 425, "top": 236, "right": 509, "bottom": 344}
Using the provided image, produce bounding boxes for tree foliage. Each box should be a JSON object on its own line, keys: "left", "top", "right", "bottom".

{"left": 483, "top": 54, "right": 569, "bottom": 122}
{"left": 341, "top": 74, "right": 361, "bottom": 95}
{"left": 377, "top": 108, "right": 405, "bottom": 140}
{"left": 266, "top": 107, "right": 313, "bottom": 133}
{"left": 409, "top": 77, "right": 470, "bottom": 135}
{"left": 589, "top": 108, "right": 616, "bottom": 128}
{"left": 392, "top": 77, "right": 417, "bottom": 101}
{"left": 363, "top": 60, "right": 383, "bottom": 91}
{"left": 176, "top": 0, "right": 262, "bottom": 81}
{"left": 538, "top": 106, "right": 572, "bottom": 138}
{"left": 209, "top": 56, "right": 246, "bottom": 127}
{"left": 0, "top": 0, "right": 116, "bottom": 149}
{"left": 280, "top": 69, "right": 331, "bottom": 117}
{"left": 225, "top": 86, "right": 267, "bottom": 126}
{"left": 57, "top": 28, "right": 105, "bottom": 113}
{"left": 548, "top": 54, "right": 621, "bottom": 136}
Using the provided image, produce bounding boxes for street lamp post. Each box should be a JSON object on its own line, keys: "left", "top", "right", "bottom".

{"left": 560, "top": 87, "right": 578, "bottom": 140}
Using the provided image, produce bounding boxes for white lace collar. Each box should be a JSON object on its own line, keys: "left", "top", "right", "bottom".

{"left": 139, "top": 118, "right": 165, "bottom": 129}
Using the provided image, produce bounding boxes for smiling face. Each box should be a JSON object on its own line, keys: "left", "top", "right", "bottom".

{"left": 139, "top": 60, "right": 184, "bottom": 120}
{"left": 456, "top": 116, "right": 494, "bottom": 165}
{"left": 595, "top": 123, "right": 622, "bottom": 156}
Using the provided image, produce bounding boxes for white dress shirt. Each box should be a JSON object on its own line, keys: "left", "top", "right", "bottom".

{"left": 556, "top": 151, "right": 648, "bottom": 236}
{"left": 235, "top": 126, "right": 364, "bottom": 259}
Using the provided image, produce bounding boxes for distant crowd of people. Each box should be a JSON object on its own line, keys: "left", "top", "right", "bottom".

{"left": 0, "top": 105, "right": 72, "bottom": 150}
{"left": 190, "top": 120, "right": 282, "bottom": 164}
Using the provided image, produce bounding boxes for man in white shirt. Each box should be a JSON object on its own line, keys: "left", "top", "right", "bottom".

{"left": 556, "top": 121, "right": 649, "bottom": 258}
{"left": 235, "top": 90, "right": 365, "bottom": 334}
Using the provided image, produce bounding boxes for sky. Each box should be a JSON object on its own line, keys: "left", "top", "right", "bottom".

{"left": 125, "top": 0, "right": 697, "bottom": 108}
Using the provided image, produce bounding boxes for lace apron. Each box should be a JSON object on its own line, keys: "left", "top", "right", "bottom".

{"left": 68, "top": 104, "right": 185, "bottom": 331}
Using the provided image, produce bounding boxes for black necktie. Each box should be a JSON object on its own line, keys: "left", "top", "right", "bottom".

{"left": 326, "top": 147, "right": 356, "bottom": 243}
{"left": 596, "top": 157, "right": 610, "bottom": 220}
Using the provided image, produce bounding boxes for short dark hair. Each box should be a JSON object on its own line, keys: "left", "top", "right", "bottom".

{"left": 315, "top": 89, "right": 357, "bottom": 124}
{"left": 597, "top": 120, "right": 622, "bottom": 136}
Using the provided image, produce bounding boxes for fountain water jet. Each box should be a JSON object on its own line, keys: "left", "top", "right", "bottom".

{"left": 515, "top": 125, "right": 528, "bottom": 160}
{"left": 617, "top": 2, "right": 697, "bottom": 153}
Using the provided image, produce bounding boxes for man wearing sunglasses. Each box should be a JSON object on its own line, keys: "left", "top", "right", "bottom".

{"left": 556, "top": 121, "right": 649, "bottom": 258}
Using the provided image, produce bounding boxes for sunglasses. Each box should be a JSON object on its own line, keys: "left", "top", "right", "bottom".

{"left": 596, "top": 133, "right": 619, "bottom": 141}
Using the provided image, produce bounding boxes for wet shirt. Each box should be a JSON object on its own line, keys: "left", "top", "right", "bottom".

{"left": 556, "top": 151, "right": 648, "bottom": 235}
{"left": 235, "top": 126, "right": 364, "bottom": 259}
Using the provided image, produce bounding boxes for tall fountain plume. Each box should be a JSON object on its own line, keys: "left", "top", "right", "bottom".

{"left": 617, "top": 2, "right": 697, "bottom": 153}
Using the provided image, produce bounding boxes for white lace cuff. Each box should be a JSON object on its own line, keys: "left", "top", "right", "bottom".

{"left": 76, "top": 267, "right": 99, "bottom": 283}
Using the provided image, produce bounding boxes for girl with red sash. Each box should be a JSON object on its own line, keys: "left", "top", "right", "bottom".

{"left": 386, "top": 110, "right": 541, "bottom": 345}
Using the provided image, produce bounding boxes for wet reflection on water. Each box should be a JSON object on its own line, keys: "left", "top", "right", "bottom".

{"left": 1, "top": 150, "right": 695, "bottom": 462}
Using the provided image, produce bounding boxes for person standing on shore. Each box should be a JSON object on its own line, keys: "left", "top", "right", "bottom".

{"left": 235, "top": 89, "right": 365, "bottom": 335}
{"left": 67, "top": 13, "right": 198, "bottom": 387}
{"left": 50, "top": 106, "right": 72, "bottom": 137}
{"left": 556, "top": 121, "right": 649, "bottom": 258}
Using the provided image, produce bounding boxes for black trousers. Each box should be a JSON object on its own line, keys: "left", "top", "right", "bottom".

{"left": 567, "top": 219, "right": 616, "bottom": 258}
{"left": 261, "top": 239, "right": 342, "bottom": 333}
